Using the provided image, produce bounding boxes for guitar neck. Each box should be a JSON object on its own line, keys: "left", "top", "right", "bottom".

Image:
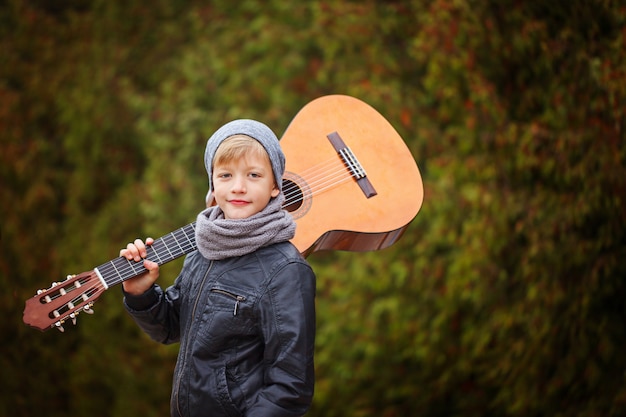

{"left": 94, "top": 222, "right": 197, "bottom": 289}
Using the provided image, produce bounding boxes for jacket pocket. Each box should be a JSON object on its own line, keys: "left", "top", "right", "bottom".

{"left": 194, "top": 285, "right": 256, "bottom": 352}
{"left": 210, "top": 288, "right": 246, "bottom": 316}
{"left": 216, "top": 366, "right": 244, "bottom": 417}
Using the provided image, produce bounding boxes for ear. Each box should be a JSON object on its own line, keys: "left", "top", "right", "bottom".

{"left": 271, "top": 186, "right": 280, "bottom": 198}
{"left": 205, "top": 190, "right": 216, "bottom": 208}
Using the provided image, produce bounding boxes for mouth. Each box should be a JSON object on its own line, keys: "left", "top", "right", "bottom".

{"left": 228, "top": 199, "right": 250, "bottom": 206}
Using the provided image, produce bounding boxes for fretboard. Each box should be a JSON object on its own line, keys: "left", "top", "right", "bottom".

{"left": 94, "top": 222, "right": 197, "bottom": 289}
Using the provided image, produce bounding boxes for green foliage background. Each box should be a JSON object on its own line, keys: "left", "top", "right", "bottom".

{"left": 2, "top": 0, "right": 625, "bottom": 416}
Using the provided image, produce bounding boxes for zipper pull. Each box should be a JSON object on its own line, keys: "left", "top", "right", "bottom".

{"left": 233, "top": 296, "right": 245, "bottom": 316}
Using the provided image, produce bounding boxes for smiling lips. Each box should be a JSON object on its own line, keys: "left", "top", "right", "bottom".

{"left": 228, "top": 199, "right": 250, "bottom": 206}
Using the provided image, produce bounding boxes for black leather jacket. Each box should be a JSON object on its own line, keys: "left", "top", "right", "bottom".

{"left": 123, "top": 241, "right": 316, "bottom": 417}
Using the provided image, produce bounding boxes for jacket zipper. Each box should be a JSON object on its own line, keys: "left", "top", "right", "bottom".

{"left": 174, "top": 261, "right": 212, "bottom": 417}
{"left": 211, "top": 288, "right": 246, "bottom": 316}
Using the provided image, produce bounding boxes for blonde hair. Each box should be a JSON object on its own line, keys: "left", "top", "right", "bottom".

{"left": 213, "top": 134, "right": 267, "bottom": 163}
{"left": 213, "top": 135, "right": 275, "bottom": 183}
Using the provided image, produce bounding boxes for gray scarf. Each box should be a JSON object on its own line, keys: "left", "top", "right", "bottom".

{"left": 195, "top": 196, "right": 296, "bottom": 260}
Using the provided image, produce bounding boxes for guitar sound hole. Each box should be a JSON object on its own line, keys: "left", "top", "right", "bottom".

{"left": 281, "top": 172, "right": 311, "bottom": 219}
{"left": 282, "top": 178, "right": 303, "bottom": 213}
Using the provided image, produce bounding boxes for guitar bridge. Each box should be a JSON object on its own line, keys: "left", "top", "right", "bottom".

{"left": 327, "top": 131, "right": 377, "bottom": 198}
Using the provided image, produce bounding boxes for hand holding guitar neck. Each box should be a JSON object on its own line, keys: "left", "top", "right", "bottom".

{"left": 120, "top": 238, "right": 160, "bottom": 296}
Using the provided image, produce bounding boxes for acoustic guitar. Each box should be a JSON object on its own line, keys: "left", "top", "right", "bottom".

{"left": 22, "top": 94, "right": 423, "bottom": 332}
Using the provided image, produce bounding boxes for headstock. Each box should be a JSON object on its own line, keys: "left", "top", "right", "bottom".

{"left": 23, "top": 270, "right": 107, "bottom": 332}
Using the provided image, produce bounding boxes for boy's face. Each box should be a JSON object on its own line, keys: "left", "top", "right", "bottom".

{"left": 212, "top": 152, "right": 280, "bottom": 220}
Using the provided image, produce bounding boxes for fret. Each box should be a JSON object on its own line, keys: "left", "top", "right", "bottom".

{"left": 171, "top": 229, "right": 187, "bottom": 254}
{"left": 150, "top": 239, "right": 168, "bottom": 264}
{"left": 159, "top": 244, "right": 173, "bottom": 260}
{"left": 95, "top": 222, "right": 198, "bottom": 288}
{"left": 181, "top": 223, "right": 195, "bottom": 247}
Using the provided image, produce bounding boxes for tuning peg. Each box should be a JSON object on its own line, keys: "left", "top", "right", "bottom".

{"left": 55, "top": 321, "right": 65, "bottom": 332}
{"left": 70, "top": 313, "right": 77, "bottom": 325}
{"left": 83, "top": 304, "right": 94, "bottom": 314}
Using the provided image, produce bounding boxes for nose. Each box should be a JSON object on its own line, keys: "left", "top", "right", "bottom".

{"left": 231, "top": 175, "right": 246, "bottom": 193}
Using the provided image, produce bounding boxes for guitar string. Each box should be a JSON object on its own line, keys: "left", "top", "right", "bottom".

{"left": 99, "top": 225, "right": 197, "bottom": 288}
{"left": 102, "top": 163, "right": 351, "bottom": 289}
{"left": 282, "top": 156, "right": 356, "bottom": 206}
{"left": 45, "top": 157, "right": 360, "bottom": 317}
{"left": 79, "top": 226, "right": 190, "bottom": 294}
{"left": 283, "top": 157, "right": 343, "bottom": 204}
{"left": 100, "top": 157, "right": 353, "bottom": 286}
{"left": 285, "top": 170, "right": 355, "bottom": 206}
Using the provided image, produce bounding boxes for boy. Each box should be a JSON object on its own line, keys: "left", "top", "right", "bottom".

{"left": 120, "top": 119, "right": 316, "bottom": 417}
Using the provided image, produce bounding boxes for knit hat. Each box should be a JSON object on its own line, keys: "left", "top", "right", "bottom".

{"left": 204, "top": 119, "right": 285, "bottom": 193}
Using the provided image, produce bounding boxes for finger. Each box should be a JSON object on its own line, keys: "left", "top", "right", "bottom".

{"left": 144, "top": 259, "right": 159, "bottom": 271}
{"left": 143, "top": 259, "right": 160, "bottom": 278}
{"left": 123, "top": 241, "right": 142, "bottom": 262}
{"left": 133, "top": 238, "right": 147, "bottom": 258}
{"left": 145, "top": 237, "right": 154, "bottom": 246}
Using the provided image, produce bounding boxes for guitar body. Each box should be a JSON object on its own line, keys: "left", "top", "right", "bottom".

{"left": 281, "top": 95, "right": 423, "bottom": 256}
{"left": 23, "top": 94, "right": 423, "bottom": 332}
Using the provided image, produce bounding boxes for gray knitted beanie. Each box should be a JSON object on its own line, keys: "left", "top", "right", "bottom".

{"left": 204, "top": 119, "right": 285, "bottom": 193}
